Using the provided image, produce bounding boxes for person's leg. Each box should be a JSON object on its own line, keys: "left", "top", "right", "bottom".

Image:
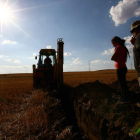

{"left": 137, "top": 67, "right": 140, "bottom": 87}
{"left": 117, "top": 68, "right": 123, "bottom": 100}
{"left": 117, "top": 67, "right": 128, "bottom": 100}
{"left": 121, "top": 67, "right": 128, "bottom": 100}
{"left": 135, "top": 67, "right": 140, "bottom": 93}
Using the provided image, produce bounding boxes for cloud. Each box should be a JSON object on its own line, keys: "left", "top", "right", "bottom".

{"left": 101, "top": 48, "right": 114, "bottom": 55}
{"left": 63, "top": 65, "right": 67, "bottom": 69}
{"left": 2, "top": 40, "right": 17, "bottom": 44}
{"left": 71, "top": 57, "right": 82, "bottom": 65}
{"left": 91, "top": 60, "right": 102, "bottom": 63}
{"left": 103, "top": 61, "right": 110, "bottom": 64}
{"left": 126, "top": 45, "right": 133, "bottom": 56}
{"left": 124, "top": 36, "right": 132, "bottom": 44}
{"left": 46, "top": 45, "right": 51, "bottom": 49}
{"left": 11, "top": 42, "right": 17, "bottom": 44}
{"left": 5, "top": 59, "right": 21, "bottom": 63}
{"left": 109, "top": 0, "right": 140, "bottom": 26}
{"left": 0, "top": 55, "right": 9, "bottom": 58}
{"left": 29, "top": 53, "right": 37, "bottom": 59}
{"left": 0, "top": 65, "right": 32, "bottom": 74}
{"left": 64, "top": 52, "right": 72, "bottom": 56}
{"left": 0, "top": 66, "right": 14, "bottom": 68}
{"left": 2, "top": 40, "right": 11, "bottom": 44}
{"left": 33, "top": 53, "right": 37, "bottom": 56}
{"left": 29, "top": 57, "right": 35, "bottom": 59}
{"left": 16, "top": 65, "right": 31, "bottom": 69}
{"left": 91, "top": 60, "right": 110, "bottom": 64}
{"left": 0, "top": 65, "right": 30, "bottom": 69}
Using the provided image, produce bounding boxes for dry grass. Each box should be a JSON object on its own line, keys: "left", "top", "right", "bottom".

{"left": 0, "top": 74, "right": 49, "bottom": 139}
{"left": 0, "top": 70, "right": 138, "bottom": 139}
{"left": 0, "top": 88, "right": 48, "bottom": 139}
{"left": 63, "top": 70, "right": 137, "bottom": 86}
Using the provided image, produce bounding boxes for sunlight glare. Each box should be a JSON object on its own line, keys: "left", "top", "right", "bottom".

{"left": 0, "top": 7, "right": 12, "bottom": 20}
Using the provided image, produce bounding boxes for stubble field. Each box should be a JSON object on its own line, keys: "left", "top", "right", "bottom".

{"left": 0, "top": 69, "right": 138, "bottom": 139}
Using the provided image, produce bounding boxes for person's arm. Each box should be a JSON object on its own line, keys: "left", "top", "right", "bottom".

{"left": 135, "top": 34, "right": 140, "bottom": 67}
{"left": 135, "top": 34, "right": 140, "bottom": 51}
{"left": 130, "top": 37, "right": 135, "bottom": 45}
{"left": 111, "top": 52, "right": 118, "bottom": 61}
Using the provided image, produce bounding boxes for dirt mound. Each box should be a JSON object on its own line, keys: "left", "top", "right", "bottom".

{"left": 70, "top": 80, "right": 140, "bottom": 140}
{"left": 72, "top": 80, "right": 115, "bottom": 101}
{"left": 110, "top": 79, "right": 139, "bottom": 92}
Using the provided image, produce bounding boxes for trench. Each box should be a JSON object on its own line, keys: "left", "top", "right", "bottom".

{"left": 57, "top": 84, "right": 100, "bottom": 140}
{"left": 57, "top": 84, "right": 85, "bottom": 139}
{"left": 45, "top": 80, "right": 140, "bottom": 140}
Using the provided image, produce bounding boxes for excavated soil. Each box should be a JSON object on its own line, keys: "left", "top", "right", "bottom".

{"left": 67, "top": 79, "right": 140, "bottom": 140}
{"left": 15, "top": 79, "right": 140, "bottom": 140}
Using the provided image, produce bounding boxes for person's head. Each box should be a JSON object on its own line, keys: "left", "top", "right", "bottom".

{"left": 111, "top": 36, "right": 130, "bottom": 61}
{"left": 130, "top": 20, "right": 140, "bottom": 37}
{"left": 111, "top": 36, "right": 125, "bottom": 48}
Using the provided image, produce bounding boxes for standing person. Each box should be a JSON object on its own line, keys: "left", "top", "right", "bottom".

{"left": 111, "top": 36, "right": 130, "bottom": 101}
{"left": 130, "top": 20, "right": 140, "bottom": 93}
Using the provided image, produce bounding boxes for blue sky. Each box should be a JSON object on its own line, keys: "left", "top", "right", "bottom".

{"left": 0, "top": 0, "right": 139, "bottom": 73}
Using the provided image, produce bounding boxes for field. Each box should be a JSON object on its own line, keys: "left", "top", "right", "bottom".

{"left": 0, "top": 69, "right": 138, "bottom": 139}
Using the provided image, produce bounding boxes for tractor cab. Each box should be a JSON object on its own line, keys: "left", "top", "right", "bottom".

{"left": 33, "top": 38, "right": 64, "bottom": 88}
{"left": 37, "top": 49, "right": 56, "bottom": 68}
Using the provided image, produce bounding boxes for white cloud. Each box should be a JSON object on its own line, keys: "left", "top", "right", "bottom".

{"left": 29, "top": 53, "right": 37, "bottom": 59}
{"left": 102, "top": 40, "right": 133, "bottom": 57}
{"left": 3, "top": 40, "right": 11, "bottom": 44}
{"left": 33, "top": 53, "right": 37, "bottom": 56}
{"left": 124, "top": 36, "right": 133, "bottom": 44}
{"left": 109, "top": 0, "right": 140, "bottom": 26}
{"left": 0, "top": 66, "right": 14, "bottom": 68}
{"left": 91, "top": 60, "right": 110, "bottom": 64}
{"left": 71, "top": 57, "right": 82, "bottom": 65}
{"left": 101, "top": 48, "right": 114, "bottom": 55}
{"left": 11, "top": 42, "right": 17, "bottom": 44}
{"left": 16, "top": 65, "right": 31, "bottom": 69}
{"left": 103, "top": 61, "right": 110, "bottom": 64}
{"left": 2, "top": 40, "right": 17, "bottom": 44}
{"left": 0, "top": 55, "right": 9, "bottom": 58}
{"left": 64, "top": 52, "right": 72, "bottom": 56}
{"left": 29, "top": 57, "right": 35, "bottom": 59}
{"left": 5, "top": 59, "right": 21, "bottom": 63}
{"left": 46, "top": 45, "right": 51, "bottom": 49}
{"left": 91, "top": 60, "right": 102, "bottom": 63}
{"left": 0, "top": 65, "right": 30, "bottom": 69}
{"left": 126, "top": 45, "right": 133, "bottom": 56}
{"left": 64, "top": 65, "right": 67, "bottom": 69}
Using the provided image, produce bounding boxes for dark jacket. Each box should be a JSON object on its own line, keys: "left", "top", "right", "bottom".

{"left": 133, "top": 33, "right": 140, "bottom": 75}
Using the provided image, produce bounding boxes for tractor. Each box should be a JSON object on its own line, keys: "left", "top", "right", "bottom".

{"left": 32, "top": 38, "right": 64, "bottom": 89}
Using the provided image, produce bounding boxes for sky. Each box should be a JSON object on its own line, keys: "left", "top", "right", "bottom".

{"left": 0, "top": 0, "right": 140, "bottom": 74}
